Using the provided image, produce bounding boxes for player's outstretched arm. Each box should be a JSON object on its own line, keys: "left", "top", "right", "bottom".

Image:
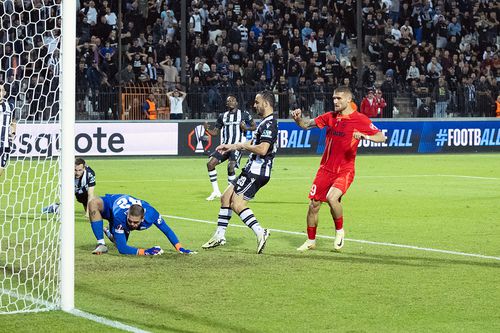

{"left": 290, "top": 108, "right": 317, "bottom": 129}
{"left": 114, "top": 232, "right": 143, "bottom": 255}
{"left": 353, "top": 131, "right": 387, "bottom": 143}
{"left": 155, "top": 218, "right": 197, "bottom": 254}
{"left": 114, "top": 232, "right": 163, "bottom": 256}
{"left": 216, "top": 141, "right": 270, "bottom": 156}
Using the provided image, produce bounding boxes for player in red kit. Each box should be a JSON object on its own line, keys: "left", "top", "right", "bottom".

{"left": 291, "top": 86, "right": 387, "bottom": 251}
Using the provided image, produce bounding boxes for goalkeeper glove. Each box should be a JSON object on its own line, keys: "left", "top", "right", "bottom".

{"left": 179, "top": 247, "right": 197, "bottom": 255}
{"left": 144, "top": 246, "right": 164, "bottom": 256}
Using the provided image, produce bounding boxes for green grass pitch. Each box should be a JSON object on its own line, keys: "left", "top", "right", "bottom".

{"left": 1, "top": 154, "right": 500, "bottom": 332}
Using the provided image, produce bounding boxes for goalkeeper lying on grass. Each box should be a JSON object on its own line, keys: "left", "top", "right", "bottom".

{"left": 87, "top": 194, "right": 196, "bottom": 256}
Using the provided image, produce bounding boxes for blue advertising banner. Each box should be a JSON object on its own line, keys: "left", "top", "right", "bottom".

{"left": 276, "top": 119, "right": 500, "bottom": 155}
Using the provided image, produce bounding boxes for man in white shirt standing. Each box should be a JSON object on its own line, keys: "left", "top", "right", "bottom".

{"left": 167, "top": 89, "right": 187, "bottom": 120}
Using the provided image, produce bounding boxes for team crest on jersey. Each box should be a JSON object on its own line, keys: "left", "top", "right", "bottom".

{"left": 262, "top": 129, "right": 272, "bottom": 138}
{"left": 115, "top": 224, "right": 125, "bottom": 234}
{"left": 188, "top": 124, "right": 212, "bottom": 153}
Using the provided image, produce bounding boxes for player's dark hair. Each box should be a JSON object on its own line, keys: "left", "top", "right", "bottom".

{"left": 227, "top": 94, "right": 238, "bottom": 106}
{"left": 257, "top": 90, "right": 275, "bottom": 109}
{"left": 74, "top": 158, "right": 85, "bottom": 166}
{"left": 129, "top": 204, "right": 145, "bottom": 217}
{"left": 334, "top": 86, "right": 353, "bottom": 100}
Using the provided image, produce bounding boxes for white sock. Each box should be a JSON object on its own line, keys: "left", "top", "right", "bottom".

{"left": 97, "top": 239, "right": 105, "bottom": 245}
{"left": 208, "top": 170, "right": 220, "bottom": 192}
{"left": 239, "top": 208, "right": 264, "bottom": 236}
{"left": 215, "top": 207, "right": 232, "bottom": 238}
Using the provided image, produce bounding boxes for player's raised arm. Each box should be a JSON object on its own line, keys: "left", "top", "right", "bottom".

{"left": 290, "top": 108, "right": 318, "bottom": 129}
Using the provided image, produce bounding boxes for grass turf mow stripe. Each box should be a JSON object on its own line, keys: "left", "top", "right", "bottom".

{"left": 164, "top": 215, "right": 500, "bottom": 261}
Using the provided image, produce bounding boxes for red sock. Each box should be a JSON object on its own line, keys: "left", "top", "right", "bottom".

{"left": 334, "top": 216, "right": 343, "bottom": 230}
{"left": 307, "top": 226, "right": 317, "bottom": 240}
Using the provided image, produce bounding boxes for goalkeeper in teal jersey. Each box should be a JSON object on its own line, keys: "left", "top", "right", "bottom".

{"left": 87, "top": 194, "right": 196, "bottom": 255}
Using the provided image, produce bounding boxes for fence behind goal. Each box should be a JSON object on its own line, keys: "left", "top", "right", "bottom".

{"left": 0, "top": 1, "right": 63, "bottom": 313}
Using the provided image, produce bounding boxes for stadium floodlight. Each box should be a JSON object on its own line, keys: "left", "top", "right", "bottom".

{"left": 0, "top": 0, "right": 75, "bottom": 313}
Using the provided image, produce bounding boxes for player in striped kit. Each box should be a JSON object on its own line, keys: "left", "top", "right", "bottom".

{"left": 202, "top": 91, "right": 278, "bottom": 254}
{"left": 204, "top": 94, "right": 256, "bottom": 201}
{"left": 42, "top": 158, "right": 96, "bottom": 218}
{"left": 0, "top": 83, "right": 16, "bottom": 178}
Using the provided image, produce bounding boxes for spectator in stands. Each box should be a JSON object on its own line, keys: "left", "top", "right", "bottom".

{"left": 310, "top": 77, "right": 326, "bottom": 118}
{"left": 115, "top": 64, "right": 135, "bottom": 85}
{"left": 167, "top": 88, "right": 187, "bottom": 120}
{"left": 415, "top": 74, "right": 431, "bottom": 110}
{"left": 464, "top": 78, "right": 476, "bottom": 117}
{"left": 360, "top": 88, "right": 379, "bottom": 118}
{"left": 475, "top": 75, "right": 492, "bottom": 117}
{"left": 273, "top": 75, "right": 291, "bottom": 118}
{"left": 367, "top": 37, "right": 383, "bottom": 64}
{"left": 433, "top": 77, "right": 450, "bottom": 118}
{"left": 375, "top": 89, "right": 387, "bottom": 118}
{"left": 187, "top": 76, "right": 206, "bottom": 119}
{"left": 99, "top": 75, "right": 117, "bottom": 120}
{"left": 362, "top": 64, "right": 377, "bottom": 90}
{"left": 159, "top": 56, "right": 179, "bottom": 90}
{"left": 381, "top": 73, "right": 397, "bottom": 118}
{"left": 333, "top": 26, "right": 349, "bottom": 60}
{"left": 70, "top": 0, "right": 498, "bottom": 122}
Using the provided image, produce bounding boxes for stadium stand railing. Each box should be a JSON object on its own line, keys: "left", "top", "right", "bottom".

{"left": 74, "top": 84, "right": 498, "bottom": 121}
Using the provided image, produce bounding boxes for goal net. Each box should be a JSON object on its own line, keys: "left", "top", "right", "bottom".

{"left": 0, "top": 1, "right": 66, "bottom": 313}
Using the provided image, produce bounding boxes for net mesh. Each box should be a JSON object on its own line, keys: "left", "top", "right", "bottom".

{"left": 0, "top": 0, "right": 62, "bottom": 313}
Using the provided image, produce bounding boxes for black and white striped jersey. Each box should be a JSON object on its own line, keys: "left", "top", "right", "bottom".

{"left": 243, "top": 114, "right": 278, "bottom": 177}
{"left": 75, "top": 166, "right": 96, "bottom": 195}
{"left": 0, "top": 101, "right": 15, "bottom": 149}
{"left": 216, "top": 109, "right": 253, "bottom": 145}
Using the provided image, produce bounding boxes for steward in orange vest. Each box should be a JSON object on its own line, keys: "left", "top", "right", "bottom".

{"left": 496, "top": 95, "right": 500, "bottom": 118}
{"left": 143, "top": 94, "right": 157, "bottom": 120}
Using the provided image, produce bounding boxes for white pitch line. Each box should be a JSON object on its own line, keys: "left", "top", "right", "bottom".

{"left": 0, "top": 288, "right": 149, "bottom": 333}
{"left": 100, "top": 174, "right": 499, "bottom": 183}
{"left": 69, "top": 309, "right": 152, "bottom": 333}
{"left": 164, "top": 215, "right": 500, "bottom": 261}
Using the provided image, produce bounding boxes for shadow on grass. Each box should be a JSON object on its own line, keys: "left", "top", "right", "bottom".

{"left": 253, "top": 200, "right": 308, "bottom": 205}
{"left": 269, "top": 242, "right": 500, "bottom": 269}
{"left": 77, "top": 284, "right": 260, "bottom": 333}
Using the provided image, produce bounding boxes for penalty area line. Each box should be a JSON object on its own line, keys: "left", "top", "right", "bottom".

{"left": 69, "top": 309, "right": 152, "bottom": 333}
{"left": 164, "top": 215, "right": 500, "bottom": 262}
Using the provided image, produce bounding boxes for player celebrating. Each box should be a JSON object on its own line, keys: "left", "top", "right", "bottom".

{"left": 204, "top": 95, "right": 256, "bottom": 201}
{"left": 291, "top": 86, "right": 387, "bottom": 251}
{"left": 202, "top": 91, "right": 278, "bottom": 254}
{"left": 0, "top": 83, "right": 16, "bottom": 178}
{"left": 87, "top": 194, "right": 196, "bottom": 255}
{"left": 42, "top": 158, "right": 96, "bottom": 215}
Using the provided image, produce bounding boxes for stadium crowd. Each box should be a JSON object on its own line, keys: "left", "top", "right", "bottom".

{"left": 0, "top": 0, "right": 498, "bottom": 119}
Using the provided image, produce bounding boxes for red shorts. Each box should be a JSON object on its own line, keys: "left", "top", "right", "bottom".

{"left": 308, "top": 167, "right": 355, "bottom": 202}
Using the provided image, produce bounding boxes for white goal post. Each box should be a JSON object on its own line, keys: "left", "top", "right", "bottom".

{"left": 0, "top": 0, "right": 75, "bottom": 313}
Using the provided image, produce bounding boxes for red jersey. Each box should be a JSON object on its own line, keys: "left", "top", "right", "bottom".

{"left": 315, "top": 111, "right": 380, "bottom": 174}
